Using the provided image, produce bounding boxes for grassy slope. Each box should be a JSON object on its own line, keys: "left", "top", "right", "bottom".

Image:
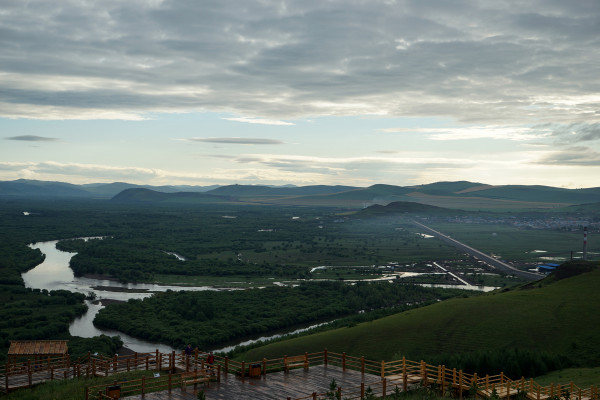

{"left": 534, "top": 367, "right": 600, "bottom": 387}
{"left": 239, "top": 269, "right": 600, "bottom": 366}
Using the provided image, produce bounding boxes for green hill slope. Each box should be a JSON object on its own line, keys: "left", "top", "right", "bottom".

{"left": 239, "top": 267, "right": 600, "bottom": 369}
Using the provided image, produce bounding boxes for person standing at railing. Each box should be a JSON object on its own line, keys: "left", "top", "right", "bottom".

{"left": 206, "top": 352, "right": 215, "bottom": 375}
{"left": 184, "top": 343, "right": 193, "bottom": 367}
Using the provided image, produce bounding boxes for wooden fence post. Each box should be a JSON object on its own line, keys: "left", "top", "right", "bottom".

{"left": 361, "top": 382, "right": 365, "bottom": 398}
{"left": 361, "top": 356, "right": 365, "bottom": 374}
{"left": 168, "top": 372, "right": 172, "bottom": 392}
{"left": 441, "top": 365, "right": 446, "bottom": 395}
{"left": 27, "top": 360, "right": 32, "bottom": 387}
{"left": 403, "top": 357, "right": 407, "bottom": 392}
{"left": 453, "top": 368, "right": 457, "bottom": 389}
{"left": 324, "top": 348, "right": 328, "bottom": 366}
{"left": 225, "top": 357, "right": 229, "bottom": 374}
{"left": 241, "top": 361, "right": 245, "bottom": 378}
{"left": 381, "top": 360, "right": 385, "bottom": 379}
{"left": 262, "top": 358, "right": 267, "bottom": 376}
{"left": 459, "top": 370, "right": 463, "bottom": 400}
{"left": 342, "top": 352, "right": 346, "bottom": 371}
{"left": 217, "top": 365, "right": 221, "bottom": 382}
{"left": 383, "top": 378, "right": 387, "bottom": 397}
{"left": 141, "top": 376, "right": 145, "bottom": 396}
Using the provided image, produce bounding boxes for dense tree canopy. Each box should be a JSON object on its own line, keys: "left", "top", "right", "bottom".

{"left": 94, "top": 281, "right": 460, "bottom": 349}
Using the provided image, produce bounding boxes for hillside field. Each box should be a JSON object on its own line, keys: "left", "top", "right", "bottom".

{"left": 237, "top": 267, "right": 600, "bottom": 374}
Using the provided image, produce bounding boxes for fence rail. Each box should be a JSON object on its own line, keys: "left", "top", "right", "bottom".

{"left": 2, "top": 348, "right": 599, "bottom": 400}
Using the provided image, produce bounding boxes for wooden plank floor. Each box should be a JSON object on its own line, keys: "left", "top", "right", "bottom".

{"left": 127, "top": 365, "right": 383, "bottom": 400}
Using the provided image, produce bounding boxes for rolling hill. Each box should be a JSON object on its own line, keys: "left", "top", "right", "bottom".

{"left": 2, "top": 179, "right": 600, "bottom": 210}
{"left": 237, "top": 264, "right": 600, "bottom": 371}
{"left": 356, "top": 201, "right": 462, "bottom": 216}
{"left": 110, "top": 188, "right": 232, "bottom": 203}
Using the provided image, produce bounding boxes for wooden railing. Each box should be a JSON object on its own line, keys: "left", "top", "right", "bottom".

{"left": 85, "top": 368, "right": 220, "bottom": 400}
{"left": 284, "top": 351, "right": 599, "bottom": 400}
{"left": 3, "top": 348, "right": 598, "bottom": 400}
{"left": 1, "top": 353, "right": 94, "bottom": 392}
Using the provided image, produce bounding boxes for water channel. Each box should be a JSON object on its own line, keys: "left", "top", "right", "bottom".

{"left": 21, "top": 239, "right": 335, "bottom": 354}
{"left": 22, "top": 239, "right": 497, "bottom": 354}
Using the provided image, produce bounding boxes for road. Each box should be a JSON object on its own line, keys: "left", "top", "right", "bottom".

{"left": 412, "top": 221, "right": 543, "bottom": 281}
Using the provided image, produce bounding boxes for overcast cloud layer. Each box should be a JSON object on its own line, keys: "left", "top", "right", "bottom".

{"left": 1, "top": 0, "right": 599, "bottom": 187}
{"left": 1, "top": 0, "right": 598, "bottom": 123}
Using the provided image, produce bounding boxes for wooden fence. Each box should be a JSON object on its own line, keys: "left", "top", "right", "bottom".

{"left": 2, "top": 348, "right": 598, "bottom": 400}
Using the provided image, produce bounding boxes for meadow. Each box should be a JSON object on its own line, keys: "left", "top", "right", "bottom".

{"left": 237, "top": 265, "right": 600, "bottom": 380}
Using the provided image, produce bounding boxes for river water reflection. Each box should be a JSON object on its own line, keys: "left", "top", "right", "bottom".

{"left": 22, "top": 239, "right": 498, "bottom": 353}
{"left": 22, "top": 239, "right": 222, "bottom": 353}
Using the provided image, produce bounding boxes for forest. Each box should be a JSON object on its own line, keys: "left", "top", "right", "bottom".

{"left": 0, "top": 197, "right": 596, "bottom": 364}
{"left": 94, "top": 280, "right": 464, "bottom": 350}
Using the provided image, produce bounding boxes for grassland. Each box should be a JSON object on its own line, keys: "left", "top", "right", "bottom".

{"left": 425, "top": 222, "right": 584, "bottom": 264}
{"left": 533, "top": 367, "right": 600, "bottom": 387}
{"left": 237, "top": 267, "right": 600, "bottom": 372}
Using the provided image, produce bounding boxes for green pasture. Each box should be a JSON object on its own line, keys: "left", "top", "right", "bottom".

{"left": 238, "top": 268, "right": 600, "bottom": 370}
{"left": 425, "top": 223, "right": 587, "bottom": 263}
{"left": 533, "top": 367, "right": 600, "bottom": 387}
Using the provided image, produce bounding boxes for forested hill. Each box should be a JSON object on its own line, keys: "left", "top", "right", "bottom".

{"left": 356, "top": 201, "right": 461, "bottom": 216}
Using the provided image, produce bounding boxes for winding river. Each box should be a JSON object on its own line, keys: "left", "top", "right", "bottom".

{"left": 22, "top": 239, "right": 498, "bottom": 354}
{"left": 21, "top": 239, "right": 331, "bottom": 353}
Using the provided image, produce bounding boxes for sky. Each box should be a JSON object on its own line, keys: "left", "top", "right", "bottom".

{"left": 1, "top": 0, "right": 599, "bottom": 188}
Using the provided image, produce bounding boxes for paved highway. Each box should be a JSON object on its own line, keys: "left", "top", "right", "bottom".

{"left": 412, "top": 220, "right": 543, "bottom": 281}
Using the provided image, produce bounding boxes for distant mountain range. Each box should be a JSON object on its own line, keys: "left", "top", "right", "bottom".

{"left": 1, "top": 179, "right": 600, "bottom": 210}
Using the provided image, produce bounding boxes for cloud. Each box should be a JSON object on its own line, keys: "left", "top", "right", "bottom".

{"left": 533, "top": 146, "right": 600, "bottom": 166}
{"left": 186, "top": 137, "right": 284, "bottom": 145}
{"left": 540, "top": 123, "right": 600, "bottom": 144}
{"left": 223, "top": 117, "right": 294, "bottom": 126}
{"left": 0, "top": 1, "right": 597, "bottom": 124}
{"left": 0, "top": 160, "right": 226, "bottom": 185}
{"left": 381, "top": 126, "right": 547, "bottom": 141}
{"left": 6, "top": 135, "right": 59, "bottom": 141}
{"left": 231, "top": 153, "right": 472, "bottom": 172}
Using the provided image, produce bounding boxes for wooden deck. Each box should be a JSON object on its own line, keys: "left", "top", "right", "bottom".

{"left": 126, "top": 365, "right": 383, "bottom": 400}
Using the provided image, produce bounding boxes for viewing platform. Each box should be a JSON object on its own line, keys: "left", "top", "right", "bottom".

{"left": 2, "top": 347, "right": 598, "bottom": 400}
